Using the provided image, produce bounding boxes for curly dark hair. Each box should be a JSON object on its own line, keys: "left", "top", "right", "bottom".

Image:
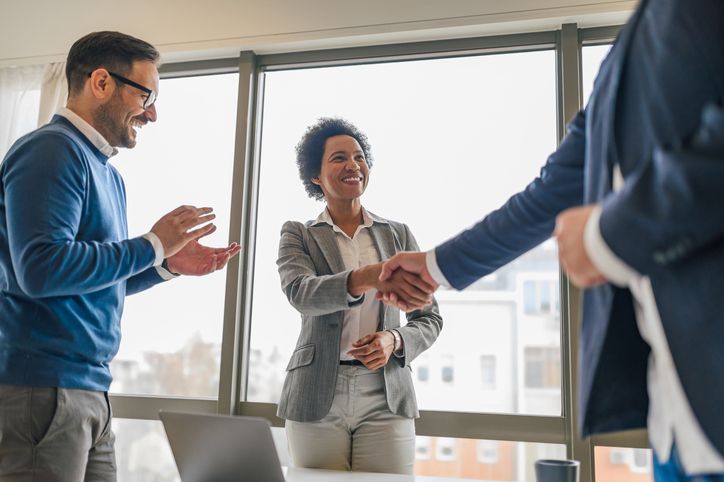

{"left": 295, "top": 117, "right": 374, "bottom": 201}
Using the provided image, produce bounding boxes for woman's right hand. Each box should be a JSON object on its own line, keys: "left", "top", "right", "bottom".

{"left": 377, "top": 267, "right": 434, "bottom": 311}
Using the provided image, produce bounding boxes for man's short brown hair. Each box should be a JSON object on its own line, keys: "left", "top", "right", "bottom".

{"left": 66, "top": 31, "right": 160, "bottom": 96}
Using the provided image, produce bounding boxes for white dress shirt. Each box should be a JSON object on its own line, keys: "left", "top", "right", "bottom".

{"left": 315, "top": 208, "right": 382, "bottom": 360}
{"left": 56, "top": 108, "right": 174, "bottom": 280}
{"left": 584, "top": 166, "right": 724, "bottom": 474}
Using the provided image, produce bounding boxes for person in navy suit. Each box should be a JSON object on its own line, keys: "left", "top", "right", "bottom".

{"left": 377, "top": 1, "right": 724, "bottom": 480}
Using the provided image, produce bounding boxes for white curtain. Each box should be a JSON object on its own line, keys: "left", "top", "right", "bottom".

{"left": 0, "top": 64, "right": 43, "bottom": 159}
{"left": 0, "top": 62, "right": 67, "bottom": 159}
{"left": 38, "top": 62, "right": 67, "bottom": 126}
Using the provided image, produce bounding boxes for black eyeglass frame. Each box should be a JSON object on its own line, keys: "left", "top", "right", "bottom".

{"left": 103, "top": 70, "right": 157, "bottom": 110}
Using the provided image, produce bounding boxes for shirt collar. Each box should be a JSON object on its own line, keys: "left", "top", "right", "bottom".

{"left": 313, "top": 206, "right": 384, "bottom": 232}
{"left": 57, "top": 107, "right": 118, "bottom": 158}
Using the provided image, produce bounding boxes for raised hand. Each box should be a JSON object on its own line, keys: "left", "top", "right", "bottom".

{"left": 150, "top": 205, "right": 217, "bottom": 258}
{"left": 165, "top": 235, "right": 241, "bottom": 276}
{"left": 346, "top": 331, "right": 395, "bottom": 370}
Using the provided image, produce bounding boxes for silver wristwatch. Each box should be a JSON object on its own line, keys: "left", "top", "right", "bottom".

{"left": 389, "top": 329, "right": 402, "bottom": 352}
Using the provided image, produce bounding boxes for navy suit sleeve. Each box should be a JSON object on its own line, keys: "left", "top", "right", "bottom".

{"left": 435, "top": 110, "right": 586, "bottom": 290}
{"left": 4, "top": 134, "right": 156, "bottom": 297}
{"left": 600, "top": 100, "right": 724, "bottom": 274}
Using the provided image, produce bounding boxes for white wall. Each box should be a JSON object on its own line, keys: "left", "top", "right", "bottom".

{"left": 1, "top": 0, "right": 634, "bottom": 66}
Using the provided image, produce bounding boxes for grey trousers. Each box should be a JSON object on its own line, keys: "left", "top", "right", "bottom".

{"left": 0, "top": 384, "right": 116, "bottom": 482}
{"left": 285, "top": 366, "right": 416, "bottom": 474}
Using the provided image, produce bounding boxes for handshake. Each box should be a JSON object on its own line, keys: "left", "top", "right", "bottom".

{"left": 349, "top": 252, "right": 439, "bottom": 312}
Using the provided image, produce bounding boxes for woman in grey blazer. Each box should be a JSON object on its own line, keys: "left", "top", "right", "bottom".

{"left": 277, "top": 118, "right": 443, "bottom": 474}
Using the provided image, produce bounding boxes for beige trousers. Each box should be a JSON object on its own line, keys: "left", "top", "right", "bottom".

{"left": 0, "top": 384, "right": 116, "bottom": 482}
{"left": 285, "top": 365, "right": 416, "bottom": 474}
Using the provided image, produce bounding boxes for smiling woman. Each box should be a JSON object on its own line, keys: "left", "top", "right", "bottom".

{"left": 275, "top": 117, "right": 443, "bottom": 474}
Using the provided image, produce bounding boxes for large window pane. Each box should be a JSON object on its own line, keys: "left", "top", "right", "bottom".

{"left": 582, "top": 44, "right": 613, "bottom": 105}
{"left": 416, "top": 437, "right": 565, "bottom": 480}
{"left": 248, "top": 51, "right": 561, "bottom": 416}
{"left": 110, "top": 73, "right": 238, "bottom": 398}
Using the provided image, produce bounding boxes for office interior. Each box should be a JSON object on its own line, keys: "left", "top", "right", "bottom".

{"left": 0, "top": 1, "right": 654, "bottom": 481}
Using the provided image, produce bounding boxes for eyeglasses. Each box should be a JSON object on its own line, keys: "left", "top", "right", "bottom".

{"left": 106, "top": 71, "right": 157, "bottom": 110}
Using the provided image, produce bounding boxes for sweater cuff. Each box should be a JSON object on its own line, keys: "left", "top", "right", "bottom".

{"left": 584, "top": 205, "right": 639, "bottom": 287}
{"left": 142, "top": 232, "right": 165, "bottom": 267}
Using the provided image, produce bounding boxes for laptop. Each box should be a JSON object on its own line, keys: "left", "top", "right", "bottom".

{"left": 159, "top": 410, "right": 286, "bottom": 482}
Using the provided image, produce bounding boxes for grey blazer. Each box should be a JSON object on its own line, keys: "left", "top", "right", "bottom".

{"left": 276, "top": 211, "right": 443, "bottom": 422}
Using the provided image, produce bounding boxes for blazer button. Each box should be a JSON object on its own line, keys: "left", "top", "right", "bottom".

{"left": 653, "top": 252, "right": 667, "bottom": 265}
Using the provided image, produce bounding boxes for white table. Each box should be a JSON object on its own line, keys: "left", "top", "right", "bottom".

{"left": 284, "top": 467, "right": 503, "bottom": 482}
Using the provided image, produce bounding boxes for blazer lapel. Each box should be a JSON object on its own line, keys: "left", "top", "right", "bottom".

{"left": 368, "top": 221, "right": 398, "bottom": 329}
{"left": 308, "top": 224, "right": 346, "bottom": 275}
{"left": 368, "top": 222, "right": 397, "bottom": 262}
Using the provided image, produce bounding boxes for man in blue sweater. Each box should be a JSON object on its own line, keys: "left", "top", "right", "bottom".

{"left": 0, "top": 31, "right": 241, "bottom": 481}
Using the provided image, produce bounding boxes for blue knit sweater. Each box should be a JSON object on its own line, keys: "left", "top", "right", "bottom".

{"left": 0, "top": 115, "right": 164, "bottom": 391}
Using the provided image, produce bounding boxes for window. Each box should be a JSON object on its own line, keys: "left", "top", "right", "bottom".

{"left": 480, "top": 355, "right": 496, "bottom": 389}
{"left": 582, "top": 44, "right": 613, "bottom": 104}
{"left": 110, "top": 73, "right": 239, "bottom": 398}
{"left": 595, "top": 447, "right": 653, "bottom": 482}
{"left": 416, "top": 437, "right": 432, "bottom": 460}
{"left": 436, "top": 438, "right": 457, "bottom": 462}
{"left": 477, "top": 440, "right": 499, "bottom": 464}
{"left": 247, "top": 48, "right": 561, "bottom": 418}
{"left": 417, "top": 365, "right": 430, "bottom": 383}
{"left": 414, "top": 437, "right": 565, "bottom": 481}
{"left": 441, "top": 355, "right": 455, "bottom": 384}
{"left": 522, "top": 278, "right": 559, "bottom": 315}
{"left": 524, "top": 347, "right": 560, "bottom": 389}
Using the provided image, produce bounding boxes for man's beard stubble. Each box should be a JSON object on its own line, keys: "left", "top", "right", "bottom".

{"left": 96, "top": 92, "right": 135, "bottom": 149}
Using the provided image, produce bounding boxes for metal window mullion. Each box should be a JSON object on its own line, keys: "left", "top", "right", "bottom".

{"left": 258, "top": 31, "right": 556, "bottom": 71}
{"left": 216, "top": 51, "right": 261, "bottom": 415}
{"left": 238, "top": 401, "right": 567, "bottom": 444}
{"left": 110, "top": 395, "right": 217, "bottom": 420}
{"left": 557, "top": 23, "right": 596, "bottom": 482}
{"left": 158, "top": 57, "right": 240, "bottom": 79}
{"left": 579, "top": 25, "right": 622, "bottom": 46}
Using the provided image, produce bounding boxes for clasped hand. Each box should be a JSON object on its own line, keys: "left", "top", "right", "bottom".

{"left": 554, "top": 204, "right": 607, "bottom": 288}
{"left": 375, "top": 252, "right": 438, "bottom": 311}
{"left": 346, "top": 331, "right": 396, "bottom": 370}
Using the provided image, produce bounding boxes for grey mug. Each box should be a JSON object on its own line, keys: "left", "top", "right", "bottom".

{"left": 534, "top": 459, "right": 580, "bottom": 482}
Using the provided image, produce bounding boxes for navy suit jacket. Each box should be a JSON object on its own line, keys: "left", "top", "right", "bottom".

{"left": 435, "top": 0, "right": 724, "bottom": 452}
